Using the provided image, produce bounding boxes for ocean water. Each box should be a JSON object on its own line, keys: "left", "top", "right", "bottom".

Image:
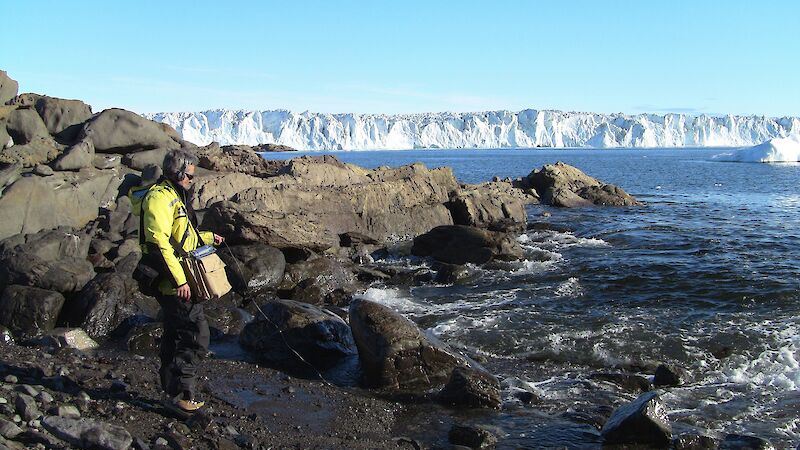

{"left": 264, "top": 148, "right": 800, "bottom": 447}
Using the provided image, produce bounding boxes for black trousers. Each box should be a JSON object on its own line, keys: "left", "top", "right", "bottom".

{"left": 157, "top": 295, "right": 210, "bottom": 401}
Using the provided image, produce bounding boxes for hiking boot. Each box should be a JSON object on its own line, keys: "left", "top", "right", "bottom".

{"left": 175, "top": 398, "right": 205, "bottom": 412}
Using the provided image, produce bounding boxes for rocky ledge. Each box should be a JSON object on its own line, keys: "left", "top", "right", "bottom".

{"left": 0, "top": 70, "right": 720, "bottom": 450}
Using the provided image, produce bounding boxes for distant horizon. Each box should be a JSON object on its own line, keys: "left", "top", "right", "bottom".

{"left": 4, "top": 1, "right": 799, "bottom": 117}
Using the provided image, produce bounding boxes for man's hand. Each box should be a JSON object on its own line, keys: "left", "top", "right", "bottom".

{"left": 213, "top": 234, "right": 225, "bottom": 245}
{"left": 176, "top": 283, "right": 192, "bottom": 302}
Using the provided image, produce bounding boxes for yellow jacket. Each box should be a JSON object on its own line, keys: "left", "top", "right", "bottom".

{"left": 139, "top": 179, "right": 214, "bottom": 295}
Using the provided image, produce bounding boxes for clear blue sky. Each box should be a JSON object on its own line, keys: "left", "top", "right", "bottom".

{"left": 3, "top": 0, "right": 799, "bottom": 117}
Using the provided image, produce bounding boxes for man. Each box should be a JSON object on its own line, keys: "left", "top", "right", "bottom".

{"left": 140, "top": 149, "right": 224, "bottom": 413}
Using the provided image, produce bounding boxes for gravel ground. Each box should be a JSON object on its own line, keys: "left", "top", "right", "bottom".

{"left": 0, "top": 341, "right": 450, "bottom": 449}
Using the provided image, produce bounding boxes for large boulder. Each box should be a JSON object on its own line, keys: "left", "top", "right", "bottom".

{"left": 5, "top": 107, "right": 51, "bottom": 145}
{"left": 122, "top": 147, "right": 168, "bottom": 170}
{"left": 0, "top": 252, "right": 95, "bottom": 293}
{"left": 11, "top": 93, "right": 93, "bottom": 142}
{"left": 448, "top": 180, "right": 538, "bottom": 229}
{"left": 279, "top": 257, "right": 359, "bottom": 306}
{"left": 75, "top": 273, "right": 134, "bottom": 339}
{"left": 0, "top": 285, "right": 65, "bottom": 339}
{"left": 411, "top": 225, "right": 524, "bottom": 265}
{"left": 239, "top": 299, "right": 357, "bottom": 370}
{"left": 52, "top": 138, "right": 94, "bottom": 171}
{"left": 0, "top": 71, "right": 18, "bottom": 104}
{"left": 0, "top": 226, "right": 92, "bottom": 262}
{"left": 526, "top": 162, "right": 640, "bottom": 207}
{"left": 600, "top": 392, "right": 672, "bottom": 446}
{"left": 80, "top": 108, "right": 181, "bottom": 153}
{"left": 0, "top": 167, "right": 123, "bottom": 240}
{"left": 348, "top": 298, "right": 463, "bottom": 391}
{"left": 719, "top": 434, "right": 774, "bottom": 449}
{"left": 218, "top": 243, "right": 286, "bottom": 296}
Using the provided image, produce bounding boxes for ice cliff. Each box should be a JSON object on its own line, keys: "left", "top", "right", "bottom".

{"left": 142, "top": 109, "right": 800, "bottom": 150}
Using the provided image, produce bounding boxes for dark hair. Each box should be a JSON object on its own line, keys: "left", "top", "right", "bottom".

{"left": 162, "top": 149, "right": 198, "bottom": 181}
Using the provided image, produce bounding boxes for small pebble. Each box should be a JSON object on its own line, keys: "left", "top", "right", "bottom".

{"left": 4, "top": 375, "right": 18, "bottom": 384}
{"left": 33, "top": 165, "right": 54, "bottom": 176}
{"left": 0, "top": 397, "right": 6, "bottom": 404}
{"left": 154, "top": 437, "right": 168, "bottom": 446}
{"left": 29, "top": 419, "right": 41, "bottom": 428}
{"left": 12, "top": 414, "right": 21, "bottom": 423}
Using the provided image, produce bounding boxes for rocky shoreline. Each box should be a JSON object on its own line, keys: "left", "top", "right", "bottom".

{"left": 0, "top": 69, "right": 775, "bottom": 449}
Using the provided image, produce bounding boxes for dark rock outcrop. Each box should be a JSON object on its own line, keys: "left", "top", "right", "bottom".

{"left": 5, "top": 107, "right": 51, "bottom": 146}
{"left": 448, "top": 180, "right": 537, "bottom": 229}
{"left": 9, "top": 93, "right": 93, "bottom": 142}
{"left": 0, "top": 285, "right": 65, "bottom": 339}
{"left": 0, "top": 135, "right": 61, "bottom": 167}
{"left": 589, "top": 372, "right": 652, "bottom": 393}
{"left": 411, "top": 225, "right": 523, "bottom": 265}
{"left": 526, "top": 161, "right": 640, "bottom": 207}
{"left": 673, "top": 433, "right": 719, "bottom": 450}
{"left": 438, "top": 366, "right": 501, "bottom": 409}
{"left": 600, "top": 391, "right": 672, "bottom": 446}
{"left": 653, "top": 363, "right": 688, "bottom": 387}
{"left": 239, "top": 299, "right": 357, "bottom": 370}
{"left": 348, "top": 298, "right": 463, "bottom": 391}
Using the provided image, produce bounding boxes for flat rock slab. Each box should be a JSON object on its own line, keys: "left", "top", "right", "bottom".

{"left": 42, "top": 415, "right": 132, "bottom": 450}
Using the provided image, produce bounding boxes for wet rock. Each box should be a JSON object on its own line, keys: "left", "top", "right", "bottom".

{"left": 0, "top": 253, "right": 95, "bottom": 294}
{"left": 719, "top": 434, "right": 775, "bottom": 450}
{"left": 349, "top": 298, "right": 463, "bottom": 391}
{"left": 0, "top": 286, "right": 65, "bottom": 339}
{"left": 14, "top": 385, "right": 38, "bottom": 397}
{"left": 280, "top": 257, "right": 360, "bottom": 305}
{"left": 42, "top": 415, "right": 133, "bottom": 450}
{"left": 80, "top": 108, "right": 181, "bottom": 154}
{"left": 654, "top": 363, "right": 688, "bottom": 387}
{"left": 411, "top": 225, "right": 523, "bottom": 265}
{"left": 14, "top": 393, "right": 42, "bottom": 421}
{"left": 77, "top": 273, "right": 135, "bottom": 339}
{"left": 673, "top": 433, "right": 719, "bottom": 449}
{"left": 438, "top": 366, "right": 501, "bottom": 409}
{"left": 589, "top": 372, "right": 652, "bottom": 393}
{"left": 204, "top": 304, "right": 251, "bottom": 337}
{"left": 125, "top": 322, "right": 163, "bottom": 357}
{"left": 240, "top": 299, "right": 357, "bottom": 370}
{"left": 433, "top": 263, "right": 471, "bottom": 284}
{"left": 448, "top": 424, "right": 497, "bottom": 449}
{"left": 218, "top": 243, "right": 285, "bottom": 295}
{"left": 600, "top": 392, "right": 672, "bottom": 446}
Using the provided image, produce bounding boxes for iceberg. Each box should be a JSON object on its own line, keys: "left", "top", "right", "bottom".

{"left": 142, "top": 109, "right": 800, "bottom": 151}
{"left": 713, "top": 136, "right": 800, "bottom": 163}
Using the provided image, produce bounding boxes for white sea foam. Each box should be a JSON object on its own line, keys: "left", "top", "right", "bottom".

{"left": 716, "top": 322, "right": 800, "bottom": 390}
{"left": 354, "top": 287, "right": 427, "bottom": 313}
{"left": 555, "top": 277, "right": 584, "bottom": 297}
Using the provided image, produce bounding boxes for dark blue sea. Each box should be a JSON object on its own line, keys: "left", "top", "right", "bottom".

{"left": 264, "top": 148, "right": 800, "bottom": 448}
